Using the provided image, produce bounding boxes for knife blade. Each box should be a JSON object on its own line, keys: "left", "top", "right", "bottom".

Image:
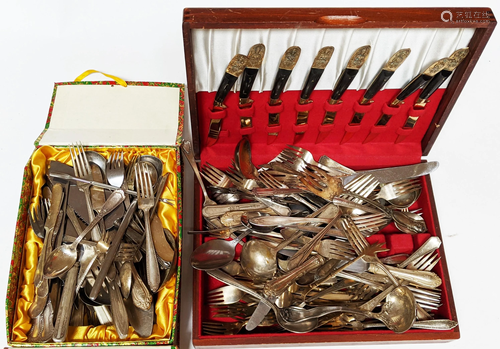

{"left": 396, "top": 48, "right": 469, "bottom": 143}
{"left": 207, "top": 54, "right": 248, "bottom": 146}
{"left": 293, "top": 46, "right": 334, "bottom": 144}
{"left": 342, "top": 161, "right": 439, "bottom": 185}
{"left": 267, "top": 46, "right": 301, "bottom": 144}
{"left": 363, "top": 57, "right": 448, "bottom": 143}
{"left": 340, "top": 48, "right": 411, "bottom": 144}
{"left": 239, "top": 44, "right": 266, "bottom": 129}
{"left": 315, "top": 45, "right": 371, "bottom": 144}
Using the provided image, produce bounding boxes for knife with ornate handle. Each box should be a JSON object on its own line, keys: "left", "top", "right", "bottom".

{"left": 239, "top": 44, "right": 266, "bottom": 129}
{"left": 340, "top": 48, "right": 411, "bottom": 144}
{"left": 293, "top": 46, "right": 334, "bottom": 144}
{"left": 395, "top": 48, "right": 469, "bottom": 143}
{"left": 206, "top": 54, "right": 248, "bottom": 146}
{"left": 267, "top": 46, "right": 301, "bottom": 144}
{"left": 314, "top": 45, "right": 371, "bottom": 144}
{"left": 363, "top": 57, "right": 449, "bottom": 143}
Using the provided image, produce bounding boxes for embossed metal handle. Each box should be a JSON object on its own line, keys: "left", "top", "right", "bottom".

{"left": 264, "top": 255, "right": 325, "bottom": 298}
{"left": 201, "top": 201, "right": 267, "bottom": 218}
{"left": 53, "top": 263, "right": 79, "bottom": 342}
{"left": 369, "top": 264, "right": 442, "bottom": 289}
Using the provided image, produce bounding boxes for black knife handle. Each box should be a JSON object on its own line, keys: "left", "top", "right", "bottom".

{"left": 214, "top": 73, "right": 239, "bottom": 107}
{"left": 418, "top": 70, "right": 453, "bottom": 101}
{"left": 395, "top": 74, "right": 432, "bottom": 102}
{"left": 331, "top": 68, "right": 359, "bottom": 101}
{"left": 300, "top": 68, "right": 325, "bottom": 100}
{"left": 270, "top": 69, "right": 293, "bottom": 100}
{"left": 363, "top": 69, "right": 395, "bottom": 101}
{"left": 239, "top": 68, "right": 259, "bottom": 100}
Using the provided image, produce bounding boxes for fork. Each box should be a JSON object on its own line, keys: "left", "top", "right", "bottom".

{"left": 259, "top": 170, "right": 319, "bottom": 211}
{"left": 69, "top": 143, "right": 102, "bottom": 241}
{"left": 373, "top": 179, "right": 422, "bottom": 201}
{"left": 339, "top": 215, "right": 400, "bottom": 287}
{"left": 201, "top": 162, "right": 233, "bottom": 188}
{"left": 28, "top": 197, "right": 46, "bottom": 239}
{"left": 207, "top": 285, "right": 257, "bottom": 305}
{"left": 135, "top": 162, "right": 160, "bottom": 292}
{"left": 226, "top": 164, "right": 259, "bottom": 191}
{"left": 107, "top": 151, "right": 125, "bottom": 187}
{"left": 202, "top": 314, "right": 276, "bottom": 335}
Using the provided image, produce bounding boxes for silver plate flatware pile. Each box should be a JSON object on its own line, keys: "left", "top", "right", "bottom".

{"left": 184, "top": 139, "right": 455, "bottom": 335}
{"left": 26, "top": 144, "right": 177, "bottom": 343}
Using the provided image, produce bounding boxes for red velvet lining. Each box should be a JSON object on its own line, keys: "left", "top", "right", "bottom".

{"left": 194, "top": 88, "right": 451, "bottom": 340}
{"left": 294, "top": 100, "right": 315, "bottom": 112}
{"left": 236, "top": 103, "right": 256, "bottom": 117}
{"left": 196, "top": 89, "right": 446, "bottom": 169}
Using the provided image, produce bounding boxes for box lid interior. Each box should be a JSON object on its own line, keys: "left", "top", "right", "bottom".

{"left": 37, "top": 81, "right": 184, "bottom": 147}
{"left": 183, "top": 8, "right": 496, "bottom": 163}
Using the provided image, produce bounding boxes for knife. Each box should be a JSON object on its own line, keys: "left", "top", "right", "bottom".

{"left": 395, "top": 48, "right": 469, "bottom": 143}
{"left": 342, "top": 161, "right": 439, "bottom": 185}
{"left": 363, "top": 57, "right": 449, "bottom": 143}
{"left": 267, "top": 46, "right": 301, "bottom": 144}
{"left": 239, "top": 44, "right": 265, "bottom": 129}
{"left": 89, "top": 200, "right": 138, "bottom": 300}
{"left": 207, "top": 54, "right": 248, "bottom": 146}
{"left": 315, "top": 45, "right": 371, "bottom": 144}
{"left": 340, "top": 48, "right": 411, "bottom": 144}
{"left": 293, "top": 46, "right": 334, "bottom": 144}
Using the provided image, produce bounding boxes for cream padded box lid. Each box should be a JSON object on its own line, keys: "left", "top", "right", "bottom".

{"left": 38, "top": 83, "right": 183, "bottom": 146}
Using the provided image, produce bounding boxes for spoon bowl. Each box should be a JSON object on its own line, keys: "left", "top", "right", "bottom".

{"left": 392, "top": 210, "right": 427, "bottom": 234}
{"left": 191, "top": 229, "right": 251, "bottom": 270}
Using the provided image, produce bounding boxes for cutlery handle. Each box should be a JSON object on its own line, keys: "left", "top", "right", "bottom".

{"left": 106, "top": 278, "right": 129, "bottom": 339}
{"left": 144, "top": 209, "right": 160, "bottom": 293}
{"left": 398, "top": 236, "right": 441, "bottom": 269}
{"left": 239, "top": 68, "right": 259, "bottom": 100}
{"left": 53, "top": 263, "right": 79, "bottom": 342}
{"left": 74, "top": 189, "right": 126, "bottom": 246}
{"left": 201, "top": 202, "right": 267, "bottom": 218}
{"left": 89, "top": 200, "right": 137, "bottom": 300}
{"left": 264, "top": 255, "right": 325, "bottom": 298}
{"left": 369, "top": 264, "right": 442, "bottom": 288}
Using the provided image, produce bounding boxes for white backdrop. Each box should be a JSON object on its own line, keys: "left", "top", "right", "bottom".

{"left": 0, "top": 1, "right": 499, "bottom": 349}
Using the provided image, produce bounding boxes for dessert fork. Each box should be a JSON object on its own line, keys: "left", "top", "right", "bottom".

{"left": 135, "top": 162, "right": 160, "bottom": 292}
{"left": 106, "top": 151, "right": 125, "bottom": 187}
{"left": 69, "top": 143, "right": 101, "bottom": 241}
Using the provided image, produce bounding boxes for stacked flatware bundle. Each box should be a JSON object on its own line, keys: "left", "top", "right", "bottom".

{"left": 26, "top": 145, "right": 178, "bottom": 343}
{"left": 185, "top": 139, "right": 454, "bottom": 335}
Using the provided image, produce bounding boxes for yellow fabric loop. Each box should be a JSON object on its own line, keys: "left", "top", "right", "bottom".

{"left": 12, "top": 145, "right": 179, "bottom": 344}
{"left": 74, "top": 70, "right": 128, "bottom": 87}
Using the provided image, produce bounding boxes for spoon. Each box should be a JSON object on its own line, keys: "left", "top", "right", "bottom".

{"left": 388, "top": 188, "right": 421, "bottom": 209}
{"left": 392, "top": 210, "right": 427, "bottom": 234}
{"left": 284, "top": 286, "right": 416, "bottom": 333}
{"left": 43, "top": 189, "right": 125, "bottom": 278}
{"left": 191, "top": 229, "right": 252, "bottom": 270}
{"left": 240, "top": 228, "right": 305, "bottom": 280}
{"left": 236, "top": 136, "right": 259, "bottom": 179}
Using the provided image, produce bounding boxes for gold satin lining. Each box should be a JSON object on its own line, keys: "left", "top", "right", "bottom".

{"left": 12, "top": 145, "right": 179, "bottom": 343}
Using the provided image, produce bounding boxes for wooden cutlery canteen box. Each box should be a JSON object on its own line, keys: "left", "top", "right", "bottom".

{"left": 6, "top": 73, "right": 185, "bottom": 347}
{"left": 183, "top": 7, "right": 496, "bottom": 347}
